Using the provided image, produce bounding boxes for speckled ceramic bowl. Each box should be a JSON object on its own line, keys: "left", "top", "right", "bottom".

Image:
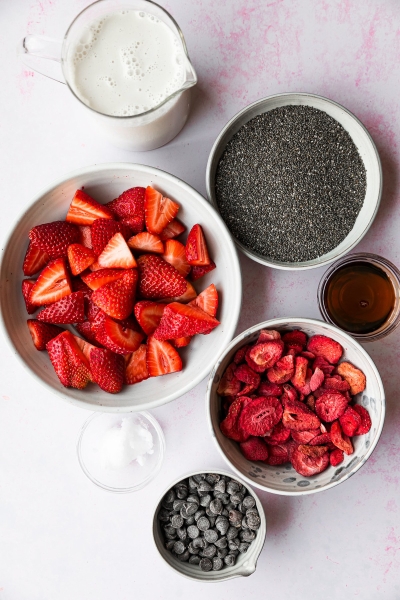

{"left": 206, "top": 318, "right": 385, "bottom": 496}
{"left": 153, "top": 468, "right": 266, "bottom": 582}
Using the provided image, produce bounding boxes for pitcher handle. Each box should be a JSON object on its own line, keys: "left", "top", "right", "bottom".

{"left": 17, "top": 35, "right": 65, "bottom": 84}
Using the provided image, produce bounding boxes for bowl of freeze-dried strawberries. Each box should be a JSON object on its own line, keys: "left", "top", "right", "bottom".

{"left": 0, "top": 163, "right": 241, "bottom": 411}
{"left": 206, "top": 318, "right": 385, "bottom": 495}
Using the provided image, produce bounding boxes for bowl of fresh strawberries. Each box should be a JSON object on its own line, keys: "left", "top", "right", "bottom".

{"left": 206, "top": 318, "right": 385, "bottom": 495}
{"left": 0, "top": 163, "right": 241, "bottom": 411}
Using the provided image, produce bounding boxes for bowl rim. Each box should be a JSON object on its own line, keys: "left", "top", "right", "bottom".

{"left": 205, "top": 317, "right": 386, "bottom": 496}
{"left": 0, "top": 162, "right": 242, "bottom": 412}
{"left": 205, "top": 91, "right": 383, "bottom": 271}
{"left": 152, "top": 467, "right": 267, "bottom": 582}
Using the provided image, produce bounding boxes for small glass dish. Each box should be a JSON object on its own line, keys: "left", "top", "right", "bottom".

{"left": 317, "top": 252, "right": 400, "bottom": 342}
{"left": 77, "top": 411, "right": 165, "bottom": 493}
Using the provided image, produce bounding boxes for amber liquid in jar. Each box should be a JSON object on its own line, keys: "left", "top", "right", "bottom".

{"left": 324, "top": 262, "right": 396, "bottom": 334}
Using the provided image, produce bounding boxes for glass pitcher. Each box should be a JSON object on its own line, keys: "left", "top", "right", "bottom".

{"left": 18, "top": 0, "right": 197, "bottom": 151}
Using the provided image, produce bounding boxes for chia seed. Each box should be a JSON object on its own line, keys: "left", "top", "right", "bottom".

{"left": 215, "top": 105, "right": 367, "bottom": 262}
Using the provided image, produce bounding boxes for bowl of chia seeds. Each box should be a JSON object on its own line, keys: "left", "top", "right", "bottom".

{"left": 153, "top": 469, "right": 266, "bottom": 581}
{"left": 206, "top": 93, "right": 382, "bottom": 270}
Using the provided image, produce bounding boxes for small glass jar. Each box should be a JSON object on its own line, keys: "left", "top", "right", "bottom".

{"left": 317, "top": 253, "right": 400, "bottom": 342}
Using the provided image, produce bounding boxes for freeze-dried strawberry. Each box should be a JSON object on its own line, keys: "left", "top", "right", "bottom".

{"left": 307, "top": 335, "right": 343, "bottom": 365}
{"left": 282, "top": 399, "right": 320, "bottom": 431}
{"left": 239, "top": 396, "right": 283, "bottom": 436}
{"left": 315, "top": 391, "right": 348, "bottom": 423}
{"left": 257, "top": 329, "right": 281, "bottom": 343}
{"left": 291, "top": 429, "right": 320, "bottom": 444}
{"left": 330, "top": 421, "right": 354, "bottom": 455}
{"left": 282, "top": 330, "right": 307, "bottom": 348}
{"left": 244, "top": 348, "right": 267, "bottom": 373}
{"left": 217, "top": 363, "right": 242, "bottom": 396}
{"left": 283, "top": 384, "right": 298, "bottom": 402}
{"left": 235, "top": 364, "right": 260, "bottom": 387}
{"left": 298, "top": 444, "right": 329, "bottom": 458}
{"left": 352, "top": 405, "right": 372, "bottom": 435}
{"left": 248, "top": 341, "right": 284, "bottom": 369}
{"left": 309, "top": 433, "right": 332, "bottom": 446}
{"left": 258, "top": 381, "right": 283, "bottom": 397}
{"left": 285, "top": 344, "right": 303, "bottom": 355}
{"left": 339, "top": 406, "right": 362, "bottom": 437}
{"left": 323, "top": 376, "right": 350, "bottom": 392}
{"left": 264, "top": 421, "right": 291, "bottom": 445}
{"left": 305, "top": 394, "right": 315, "bottom": 411}
{"left": 264, "top": 443, "right": 290, "bottom": 466}
{"left": 220, "top": 396, "right": 252, "bottom": 442}
{"left": 301, "top": 351, "right": 315, "bottom": 360}
{"left": 291, "top": 356, "right": 308, "bottom": 389}
{"left": 190, "top": 261, "right": 216, "bottom": 281}
{"left": 310, "top": 367, "right": 325, "bottom": 392}
{"left": 291, "top": 445, "right": 329, "bottom": 477}
{"left": 240, "top": 436, "right": 269, "bottom": 461}
{"left": 313, "top": 356, "right": 335, "bottom": 375}
{"left": 233, "top": 344, "right": 251, "bottom": 365}
{"left": 337, "top": 361, "right": 366, "bottom": 395}
{"left": 267, "top": 354, "right": 295, "bottom": 384}
{"left": 330, "top": 448, "right": 344, "bottom": 467}
{"left": 296, "top": 368, "right": 312, "bottom": 396}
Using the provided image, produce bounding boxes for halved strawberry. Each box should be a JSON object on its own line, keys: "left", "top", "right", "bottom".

{"left": 162, "top": 239, "right": 191, "bottom": 277}
{"left": 172, "top": 336, "right": 192, "bottom": 348}
{"left": 137, "top": 254, "right": 187, "bottom": 299}
{"left": 70, "top": 278, "right": 93, "bottom": 303}
{"left": 22, "top": 279, "right": 36, "bottom": 314}
{"left": 134, "top": 300, "right": 165, "bottom": 335}
{"left": 185, "top": 224, "right": 211, "bottom": 266}
{"left": 144, "top": 186, "right": 180, "bottom": 234}
{"left": 97, "top": 233, "right": 137, "bottom": 269}
{"left": 81, "top": 268, "right": 127, "bottom": 290}
{"left": 89, "top": 347, "right": 125, "bottom": 393}
{"left": 75, "top": 320, "right": 100, "bottom": 345}
{"left": 107, "top": 187, "right": 145, "bottom": 232}
{"left": 125, "top": 344, "right": 149, "bottom": 384}
{"left": 96, "top": 315, "right": 144, "bottom": 354}
{"left": 91, "top": 269, "right": 137, "bottom": 320}
{"left": 159, "top": 281, "right": 197, "bottom": 303}
{"left": 27, "top": 319, "right": 64, "bottom": 350}
{"left": 30, "top": 258, "right": 72, "bottom": 306}
{"left": 37, "top": 291, "right": 85, "bottom": 324}
{"left": 29, "top": 221, "right": 80, "bottom": 259}
{"left": 78, "top": 225, "right": 92, "bottom": 249}
{"left": 146, "top": 336, "right": 182, "bottom": 377}
{"left": 23, "top": 243, "right": 50, "bottom": 276}
{"left": 91, "top": 219, "right": 132, "bottom": 256}
{"left": 188, "top": 284, "right": 218, "bottom": 317}
{"left": 128, "top": 232, "right": 164, "bottom": 254}
{"left": 67, "top": 243, "right": 96, "bottom": 275}
{"left": 159, "top": 218, "right": 186, "bottom": 240}
{"left": 66, "top": 189, "right": 114, "bottom": 225}
{"left": 154, "top": 302, "right": 220, "bottom": 340}
{"left": 47, "top": 330, "right": 92, "bottom": 389}
{"left": 190, "top": 261, "right": 216, "bottom": 281}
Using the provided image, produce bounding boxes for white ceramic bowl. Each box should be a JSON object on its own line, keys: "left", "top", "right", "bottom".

{"left": 152, "top": 468, "right": 266, "bottom": 582}
{"left": 0, "top": 163, "right": 241, "bottom": 412}
{"left": 206, "top": 92, "right": 382, "bottom": 270}
{"left": 206, "top": 318, "right": 385, "bottom": 496}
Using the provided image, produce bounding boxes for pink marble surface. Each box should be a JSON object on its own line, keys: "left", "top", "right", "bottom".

{"left": 1, "top": 1, "right": 399, "bottom": 598}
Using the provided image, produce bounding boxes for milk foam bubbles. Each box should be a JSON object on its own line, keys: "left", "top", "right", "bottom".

{"left": 69, "top": 10, "right": 186, "bottom": 117}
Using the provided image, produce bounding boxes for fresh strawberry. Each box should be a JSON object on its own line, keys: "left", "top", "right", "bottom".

{"left": 128, "top": 232, "right": 164, "bottom": 254}
{"left": 47, "top": 330, "right": 92, "bottom": 389}
{"left": 144, "top": 186, "right": 180, "bottom": 234}
{"left": 154, "top": 302, "right": 220, "bottom": 340}
{"left": 89, "top": 347, "right": 125, "bottom": 393}
{"left": 66, "top": 189, "right": 114, "bottom": 225}
{"left": 91, "top": 269, "right": 137, "bottom": 320}
{"left": 107, "top": 187, "right": 145, "bottom": 233}
{"left": 30, "top": 258, "right": 72, "bottom": 306}
{"left": 185, "top": 224, "right": 211, "bottom": 266}
{"left": 162, "top": 239, "right": 191, "bottom": 277}
{"left": 78, "top": 225, "right": 92, "bottom": 249}
{"left": 75, "top": 320, "right": 100, "bottom": 345}
{"left": 67, "top": 243, "right": 96, "bottom": 275}
{"left": 91, "top": 219, "right": 132, "bottom": 256}
{"left": 159, "top": 218, "right": 186, "bottom": 240}
{"left": 81, "top": 268, "right": 128, "bottom": 290}
{"left": 23, "top": 243, "right": 50, "bottom": 276}
{"left": 146, "top": 336, "right": 182, "bottom": 377}
{"left": 188, "top": 284, "right": 218, "bottom": 317}
{"left": 87, "top": 301, "right": 108, "bottom": 333}
{"left": 172, "top": 336, "right": 192, "bottom": 348}
{"left": 37, "top": 291, "right": 85, "bottom": 324}
{"left": 95, "top": 315, "right": 144, "bottom": 354}
{"left": 22, "top": 279, "right": 36, "bottom": 314}
{"left": 29, "top": 221, "right": 80, "bottom": 259}
{"left": 134, "top": 300, "right": 165, "bottom": 335}
{"left": 125, "top": 344, "right": 149, "bottom": 384}
{"left": 27, "top": 319, "right": 64, "bottom": 350}
{"left": 159, "top": 282, "right": 197, "bottom": 304}
{"left": 120, "top": 216, "right": 144, "bottom": 234}
{"left": 74, "top": 335, "right": 98, "bottom": 363}
{"left": 70, "top": 278, "right": 93, "bottom": 303}
{"left": 97, "top": 233, "right": 137, "bottom": 269}
{"left": 190, "top": 261, "right": 216, "bottom": 281}
{"left": 137, "top": 254, "right": 187, "bottom": 299}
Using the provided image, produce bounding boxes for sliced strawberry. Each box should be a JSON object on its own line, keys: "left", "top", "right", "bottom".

{"left": 27, "top": 319, "right": 64, "bottom": 350}
{"left": 96, "top": 315, "right": 144, "bottom": 355}
{"left": 337, "top": 361, "right": 366, "bottom": 395}
{"left": 258, "top": 381, "right": 283, "bottom": 397}
{"left": 91, "top": 219, "right": 132, "bottom": 256}
{"left": 190, "top": 261, "right": 216, "bottom": 281}
{"left": 239, "top": 396, "right": 283, "bottom": 436}
{"left": 282, "top": 399, "right": 320, "bottom": 431}
{"left": 310, "top": 367, "right": 325, "bottom": 392}
{"left": 23, "top": 243, "right": 50, "bottom": 276}
{"left": 240, "top": 436, "right": 269, "bottom": 461}
{"left": 81, "top": 268, "right": 128, "bottom": 290}
{"left": 29, "top": 221, "right": 80, "bottom": 259}
{"left": 217, "top": 363, "right": 242, "bottom": 396}
{"left": 248, "top": 341, "right": 284, "bottom": 370}
{"left": 339, "top": 406, "right": 362, "bottom": 437}
{"left": 264, "top": 421, "right": 291, "bottom": 445}
{"left": 330, "top": 448, "right": 344, "bottom": 467}
{"left": 125, "top": 344, "right": 149, "bottom": 385}
{"left": 172, "top": 336, "right": 192, "bottom": 348}
{"left": 258, "top": 329, "right": 281, "bottom": 343}
{"left": 330, "top": 420, "right": 354, "bottom": 455}
{"left": 162, "top": 239, "right": 191, "bottom": 277}
{"left": 159, "top": 281, "right": 197, "bottom": 304}
{"left": 30, "top": 258, "right": 72, "bottom": 306}
{"left": 74, "top": 335, "right": 98, "bottom": 364}
{"left": 220, "top": 396, "right": 252, "bottom": 442}
{"left": 97, "top": 233, "right": 137, "bottom": 269}
{"left": 37, "top": 291, "right": 85, "bottom": 324}
{"left": 107, "top": 187, "right": 145, "bottom": 232}
{"left": 137, "top": 254, "right": 187, "bottom": 300}
{"left": 47, "top": 330, "right": 92, "bottom": 389}
{"left": 128, "top": 231, "right": 164, "bottom": 254}
{"left": 307, "top": 335, "right": 343, "bottom": 365}
{"left": 66, "top": 189, "right": 114, "bottom": 225}
{"left": 159, "top": 218, "right": 186, "bottom": 240}
{"left": 291, "top": 445, "right": 330, "bottom": 476}
{"left": 188, "top": 284, "right": 218, "bottom": 317}
{"left": 146, "top": 336, "right": 182, "bottom": 377}
{"left": 144, "top": 186, "right": 180, "bottom": 235}
{"left": 291, "top": 356, "right": 309, "bottom": 389}
{"left": 134, "top": 300, "right": 165, "bottom": 335}
{"left": 70, "top": 278, "right": 93, "bottom": 304}
{"left": 91, "top": 269, "right": 137, "bottom": 320}
{"left": 154, "top": 302, "right": 220, "bottom": 340}
{"left": 315, "top": 391, "right": 348, "bottom": 423}
{"left": 185, "top": 224, "right": 211, "bottom": 266}
{"left": 75, "top": 320, "right": 100, "bottom": 345}
{"left": 89, "top": 347, "right": 125, "bottom": 393}
{"left": 78, "top": 225, "right": 92, "bottom": 249}
{"left": 352, "top": 405, "right": 372, "bottom": 435}
{"left": 22, "top": 279, "right": 36, "bottom": 314}
{"left": 67, "top": 243, "right": 96, "bottom": 275}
